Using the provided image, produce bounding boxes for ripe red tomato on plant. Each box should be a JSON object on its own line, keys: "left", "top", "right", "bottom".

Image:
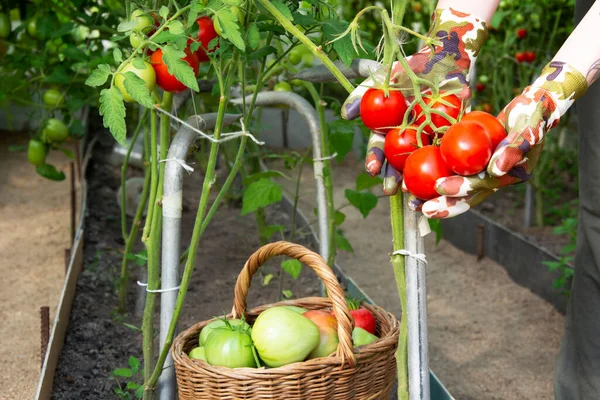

{"left": 384, "top": 126, "right": 431, "bottom": 171}
{"left": 404, "top": 146, "right": 453, "bottom": 200}
{"left": 516, "top": 28, "right": 527, "bottom": 39}
{"left": 524, "top": 51, "right": 536, "bottom": 63}
{"left": 193, "top": 16, "right": 219, "bottom": 62}
{"left": 150, "top": 48, "right": 199, "bottom": 93}
{"left": 461, "top": 111, "right": 507, "bottom": 150}
{"left": 360, "top": 88, "right": 408, "bottom": 133}
{"left": 413, "top": 93, "right": 462, "bottom": 134}
{"left": 475, "top": 83, "right": 486, "bottom": 92}
{"left": 440, "top": 120, "right": 493, "bottom": 176}
{"left": 515, "top": 52, "right": 527, "bottom": 63}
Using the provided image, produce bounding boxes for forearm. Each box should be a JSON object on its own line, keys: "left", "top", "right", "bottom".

{"left": 554, "top": 0, "right": 600, "bottom": 85}
{"left": 435, "top": 0, "right": 500, "bottom": 23}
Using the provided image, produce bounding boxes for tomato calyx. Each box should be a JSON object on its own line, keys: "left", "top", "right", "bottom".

{"left": 409, "top": 90, "right": 463, "bottom": 138}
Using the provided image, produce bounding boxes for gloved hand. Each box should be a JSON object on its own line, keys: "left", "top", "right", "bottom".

{"left": 420, "top": 61, "right": 588, "bottom": 218}
{"left": 342, "top": 8, "right": 489, "bottom": 195}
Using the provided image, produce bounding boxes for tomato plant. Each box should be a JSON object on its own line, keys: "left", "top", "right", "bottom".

{"left": 193, "top": 16, "right": 219, "bottom": 62}
{"left": 384, "top": 127, "right": 431, "bottom": 172}
{"left": 151, "top": 48, "right": 200, "bottom": 93}
{"left": 404, "top": 146, "right": 454, "bottom": 200}
{"left": 360, "top": 88, "right": 408, "bottom": 133}
{"left": 440, "top": 120, "right": 493, "bottom": 176}
{"left": 204, "top": 327, "right": 256, "bottom": 368}
{"left": 413, "top": 93, "right": 461, "bottom": 134}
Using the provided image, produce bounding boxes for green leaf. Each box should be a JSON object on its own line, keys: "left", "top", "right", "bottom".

{"left": 135, "top": 386, "right": 144, "bottom": 399}
{"left": 247, "top": 23, "right": 260, "bottom": 50}
{"left": 117, "top": 20, "right": 138, "bottom": 32}
{"left": 159, "top": 6, "right": 169, "bottom": 20}
{"left": 122, "top": 72, "right": 154, "bottom": 108}
{"left": 355, "top": 172, "right": 382, "bottom": 191}
{"left": 282, "top": 259, "right": 302, "bottom": 279}
{"left": 99, "top": 87, "right": 127, "bottom": 146}
{"left": 428, "top": 219, "right": 443, "bottom": 245}
{"left": 282, "top": 290, "right": 293, "bottom": 299}
{"left": 490, "top": 11, "right": 506, "bottom": 30}
{"left": 243, "top": 170, "right": 291, "bottom": 185}
{"left": 128, "top": 356, "right": 140, "bottom": 374}
{"left": 112, "top": 368, "right": 133, "bottom": 378}
{"left": 86, "top": 64, "right": 111, "bottom": 87}
{"left": 36, "top": 164, "right": 66, "bottom": 181}
{"left": 262, "top": 273, "right": 274, "bottom": 286}
{"left": 152, "top": 30, "right": 182, "bottom": 44}
{"left": 8, "top": 144, "right": 27, "bottom": 152}
{"left": 162, "top": 45, "right": 200, "bottom": 91}
{"left": 46, "top": 67, "right": 72, "bottom": 84}
{"left": 328, "top": 119, "right": 355, "bottom": 162}
{"left": 271, "top": 0, "right": 294, "bottom": 21}
{"left": 263, "top": 224, "right": 285, "bottom": 239}
{"left": 57, "top": 147, "right": 75, "bottom": 159}
{"left": 336, "top": 230, "right": 354, "bottom": 253}
{"left": 241, "top": 178, "right": 282, "bottom": 215}
{"left": 127, "top": 381, "right": 141, "bottom": 390}
{"left": 168, "top": 20, "right": 185, "bottom": 35}
{"left": 248, "top": 45, "right": 277, "bottom": 61}
{"left": 322, "top": 20, "right": 358, "bottom": 66}
{"left": 215, "top": 9, "right": 245, "bottom": 51}
{"left": 344, "top": 189, "right": 378, "bottom": 218}
{"left": 292, "top": 12, "right": 318, "bottom": 26}
{"left": 113, "top": 48, "right": 123, "bottom": 63}
{"left": 222, "top": 0, "right": 242, "bottom": 5}
{"left": 122, "top": 322, "right": 142, "bottom": 332}
{"left": 188, "top": 1, "right": 206, "bottom": 27}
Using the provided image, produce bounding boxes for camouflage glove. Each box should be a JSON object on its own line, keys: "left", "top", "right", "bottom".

{"left": 342, "top": 8, "right": 489, "bottom": 195}
{"left": 421, "top": 61, "right": 588, "bottom": 218}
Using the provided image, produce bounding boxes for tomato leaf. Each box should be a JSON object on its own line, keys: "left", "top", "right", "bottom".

{"left": 167, "top": 20, "right": 185, "bottom": 35}
{"left": 162, "top": 45, "right": 200, "bottom": 91}
{"left": 135, "top": 386, "right": 144, "bottom": 399}
{"left": 243, "top": 170, "right": 291, "bottom": 185}
{"left": 126, "top": 382, "right": 141, "bottom": 390}
{"left": 99, "top": 87, "right": 127, "bottom": 146}
{"left": 187, "top": 1, "right": 206, "bottom": 27}
{"left": 271, "top": 0, "right": 294, "bottom": 21}
{"left": 355, "top": 172, "right": 382, "bottom": 191}
{"left": 122, "top": 322, "right": 142, "bottom": 332}
{"left": 247, "top": 23, "right": 260, "bottom": 50}
{"left": 428, "top": 219, "right": 443, "bottom": 245}
{"left": 344, "top": 189, "right": 378, "bottom": 218}
{"left": 112, "top": 368, "right": 133, "bottom": 378}
{"left": 122, "top": 72, "right": 154, "bottom": 109}
{"left": 336, "top": 230, "right": 354, "bottom": 253}
{"left": 263, "top": 224, "right": 286, "bottom": 239}
{"left": 113, "top": 48, "right": 123, "bottom": 63}
{"left": 241, "top": 178, "right": 282, "bottom": 215}
{"left": 159, "top": 6, "right": 169, "bottom": 20}
{"left": 117, "top": 19, "right": 138, "bottom": 32}
{"left": 334, "top": 210, "right": 346, "bottom": 226}
{"left": 215, "top": 9, "right": 245, "bottom": 51}
{"left": 282, "top": 259, "right": 302, "bottom": 279}
{"left": 282, "top": 290, "right": 293, "bottom": 299}
{"left": 36, "top": 164, "right": 66, "bottom": 181}
{"left": 128, "top": 356, "right": 140, "bottom": 374}
{"left": 262, "top": 273, "right": 274, "bottom": 286}
{"left": 323, "top": 20, "right": 359, "bottom": 66}
{"left": 221, "top": 0, "right": 242, "bottom": 5}
{"left": 85, "top": 64, "right": 111, "bottom": 87}
{"left": 328, "top": 119, "right": 356, "bottom": 162}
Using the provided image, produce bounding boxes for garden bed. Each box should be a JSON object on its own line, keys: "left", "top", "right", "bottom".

{"left": 51, "top": 129, "right": 322, "bottom": 398}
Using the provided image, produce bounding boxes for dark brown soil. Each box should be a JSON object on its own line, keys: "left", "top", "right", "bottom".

{"left": 51, "top": 128, "right": 320, "bottom": 398}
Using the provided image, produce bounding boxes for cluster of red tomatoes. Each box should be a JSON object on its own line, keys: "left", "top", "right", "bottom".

{"left": 360, "top": 88, "right": 507, "bottom": 200}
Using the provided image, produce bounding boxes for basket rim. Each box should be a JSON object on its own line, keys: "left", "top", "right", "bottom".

{"left": 172, "top": 297, "right": 400, "bottom": 379}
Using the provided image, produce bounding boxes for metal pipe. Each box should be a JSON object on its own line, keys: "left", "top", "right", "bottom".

{"left": 231, "top": 92, "right": 330, "bottom": 263}
{"left": 404, "top": 205, "right": 430, "bottom": 400}
{"left": 158, "top": 113, "right": 241, "bottom": 400}
{"left": 292, "top": 59, "right": 382, "bottom": 83}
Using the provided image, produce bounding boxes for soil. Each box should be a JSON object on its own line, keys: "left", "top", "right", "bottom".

{"left": 0, "top": 130, "right": 79, "bottom": 400}
{"left": 51, "top": 129, "right": 320, "bottom": 399}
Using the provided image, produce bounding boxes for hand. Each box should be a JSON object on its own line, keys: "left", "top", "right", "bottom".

{"left": 421, "top": 61, "right": 588, "bottom": 218}
{"left": 343, "top": 8, "right": 489, "bottom": 195}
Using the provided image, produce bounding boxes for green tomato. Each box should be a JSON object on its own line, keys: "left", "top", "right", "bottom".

{"left": 72, "top": 25, "right": 90, "bottom": 42}
{"left": 27, "top": 139, "right": 47, "bottom": 166}
{"left": 251, "top": 307, "right": 320, "bottom": 368}
{"left": 42, "top": 119, "right": 69, "bottom": 143}
{"left": 301, "top": 53, "right": 314, "bottom": 67}
{"left": 27, "top": 18, "right": 37, "bottom": 38}
{"left": 352, "top": 327, "right": 378, "bottom": 347}
{"left": 281, "top": 306, "right": 308, "bottom": 314}
{"left": 43, "top": 88, "right": 65, "bottom": 107}
{"left": 0, "top": 13, "right": 11, "bottom": 38}
{"left": 129, "top": 31, "right": 143, "bottom": 49}
{"left": 514, "top": 13, "right": 524, "bottom": 23}
{"left": 288, "top": 50, "right": 301, "bottom": 66}
{"left": 114, "top": 59, "right": 156, "bottom": 103}
{"left": 199, "top": 318, "right": 251, "bottom": 346}
{"left": 478, "top": 75, "right": 489, "bottom": 84}
{"left": 188, "top": 346, "right": 207, "bottom": 362}
{"left": 266, "top": 59, "right": 284, "bottom": 75}
{"left": 205, "top": 328, "right": 256, "bottom": 368}
{"left": 130, "top": 9, "right": 154, "bottom": 32}
{"left": 274, "top": 81, "right": 292, "bottom": 92}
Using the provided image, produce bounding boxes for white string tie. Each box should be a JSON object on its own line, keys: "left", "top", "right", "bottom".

{"left": 159, "top": 158, "right": 195, "bottom": 173}
{"left": 392, "top": 249, "right": 428, "bottom": 265}
{"left": 154, "top": 105, "right": 265, "bottom": 145}
{"left": 137, "top": 281, "right": 181, "bottom": 293}
{"left": 313, "top": 152, "right": 338, "bottom": 162}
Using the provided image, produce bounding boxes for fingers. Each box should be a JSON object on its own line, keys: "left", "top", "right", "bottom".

{"left": 435, "top": 172, "right": 515, "bottom": 197}
{"left": 422, "top": 189, "right": 496, "bottom": 219}
{"left": 383, "top": 162, "right": 402, "bottom": 196}
{"left": 365, "top": 131, "right": 386, "bottom": 176}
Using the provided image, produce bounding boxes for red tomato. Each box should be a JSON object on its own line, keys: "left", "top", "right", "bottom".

{"left": 461, "top": 111, "right": 507, "bottom": 150}
{"left": 440, "top": 120, "right": 493, "bottom": 176}
{"left": 524, "top": 51, "right": 536, "bottom": 63}
{"left": 360, "top": 88, "right": 408, "bottom": 133}
{"left": 515, "top": 52, "right": 527, "bottom": 63}
{"left": 150, "top": 48, "right": 200, "bottom": 93}
{"left": 482, "top": 103, "right": 493, "bottom": 113}
{"left": 384, "top": 127, "right": 431, "bottom": 171}
{"left": 351, "top": 309, "right": 377, "bottom": 335}
{"left": 516, "top": 28, "right": 527, "bottom": 39}
{"left": 193, "top": 16, "right": 219, "bottom": 62}
{"left": 475, "top": 83, "right": 486, "bottom": 92}
{"left": 413, "top": 94, "right": 461, "bottom": 134}
{"left": 404, "top": 146, "right": 453, "bottom": 200}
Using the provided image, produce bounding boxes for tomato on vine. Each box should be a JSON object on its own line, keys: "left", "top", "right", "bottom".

{"left": 27, "top": 139, "right": 47, "bottom": 166}
{"left": 404, "top": 146, "right": 453, "bottom": 200}
{"left": 524, "top": 51, "right": 536, "bottom": 63}
{"left": 384, "top": 126, "right": 431, "bottom": 171}
{"left": 461, "top": 111, "right": 506, "bottom": 149}
{"left": 42, "top": 119, "right": 69, "bottom": 143}
{"left": 515, "top": 52, "right": 527, "bottom": 63}
{"left": 475, "top": 83, "right": 486, "bottom": 92}
{"left": 413, "top": 93, "right": 461, "bottom": 135}
{"left": 516, "top": 28, "right": 527, "bottom": 39}
{"left": 43, "top": 88, "right": 65, "bottom": 107}
{"left": 150, "top": 48, "right": 199, "bottom": 93}
{"left": 193, "top": 16, "right": 219, "bottom": 62}
{"left": 26, "top": 18, "right": 38, "bottom": 38}
{"left": 274, "top": 81, "right": 292, "bottom": 92}
{"left": 115, "top": 59, "right": 156, "bottom": 102}
{"left": 440, "top": 120, "right": 492, "bottom": 176}
{"left": 0, "top": 13, "right": 11, "bottom": 39}
{"left": 360, "top": 88, "right": 408, "bottom": 133}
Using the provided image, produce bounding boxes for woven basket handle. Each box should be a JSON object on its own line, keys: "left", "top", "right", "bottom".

{"left": 232, "top": 241, "right": 357, "bottom": 367}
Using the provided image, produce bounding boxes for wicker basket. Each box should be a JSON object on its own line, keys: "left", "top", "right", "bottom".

{"left": 172, "top": 241, "right": 400, "bottom": 399}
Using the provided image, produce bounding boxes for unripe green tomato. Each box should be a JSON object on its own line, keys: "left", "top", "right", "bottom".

{"left": 267, "top": 59, "right": 284, "bottom": 75}
{"left": 188, "top": 347, "right": 207, "bottom": 362}
{"left": 274, "top": 81, "right": 292, "bottom": 92}
{"left": 478, "top": 75, "right": 489, "bottom": 84}
{"left": 499, "top": 1, "right": 509, "bottom": 9}
{"left": 0, "top": 13, "right": 11, "bottom": 38}
{"left": 289, "top": 79, "right": 304, "bottom": 87}
{"left": 27, "top": 18, "right": 38, "bottom": 38}
{"left": 301, "top": 53, "right": 314, "bottom": 67}
{"left": 72, "top": 25, "right": 90, "bottom": 42}
{"left": 514, "top": 13, "right": 524, "bottom": 23}
{"left": 114, "top": 59, "right": 156, "bottom": 103}
{"left": 288, "top": 51, "right": 301, "bottom": 66}
{"left": 9, "top": 8, "right": 20, "bottom": 22}
{"left": 43, "top": 88, "right": 65, "bottom": 107}
{"left": 27, "top": 139, "right": 47, "bottom": 166}
{"left": 42, "top": 118, "right": 69, "bottom": 143}
{"left": 130, "top": 9, "right": 154, "bottom": 32}
{"left": 129, "top": 31, "right": 143, "bottom": 49}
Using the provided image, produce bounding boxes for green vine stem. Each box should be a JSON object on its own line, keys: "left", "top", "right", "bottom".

{"left": 391, "top": 192, "right": 409, "bottom": 400}
{"left": 141, "top": 92, "right": 173, "bottom": 400}
{"left": 254, "top": 0, "right": 355, "bottom": 94}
